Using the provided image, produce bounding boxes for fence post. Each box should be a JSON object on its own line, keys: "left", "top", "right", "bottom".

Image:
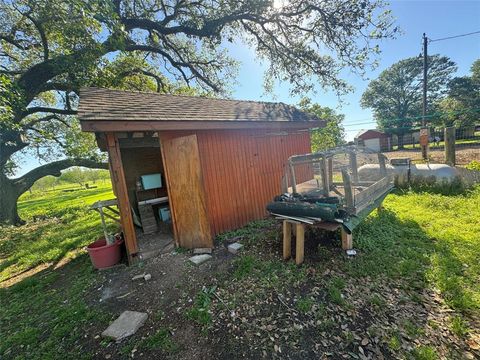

{"left": 444, "top": 126, "right": 456, "bottom": 166}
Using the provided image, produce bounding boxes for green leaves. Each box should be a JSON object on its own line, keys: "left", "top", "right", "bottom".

{"left": 298, "top": 98, "right": 346, "bottom": 152}
{"left": 361, "top": 55, "right": 457, "bottom": 132}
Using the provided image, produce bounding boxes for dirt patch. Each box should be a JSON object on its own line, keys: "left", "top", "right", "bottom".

{"left": 84, "top": 246, "right": 236, "bottom": 359}
{"left": 78, "top": 220, "right": 479, "bottom": 360}
{"left": 384, "top": 144, "right": 480, "bottom": 165}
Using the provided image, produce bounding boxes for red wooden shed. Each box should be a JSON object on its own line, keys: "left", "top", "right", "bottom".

{"left": 355, "top": 129, "right": 392, "bottom": 152}
{"left": 79, "top": 88, "right": 322, "bottom": 262}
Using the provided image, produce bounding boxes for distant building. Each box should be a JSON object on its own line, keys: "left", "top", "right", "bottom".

{"left": 355, "top": 129, "right": 392, "bottom": 152}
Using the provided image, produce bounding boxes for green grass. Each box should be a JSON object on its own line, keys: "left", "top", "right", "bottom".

{"left": 296, "top": 297, "right": 314, "bottom": 313}
{"left": 348, "top": 186, "right": 480, "bottom": 313}
{"left": 449, "top": 315, "right": 470, "bottom": 337}
{"left": 410, "top": 345, "right": 439, "bottom": 360}
{"left": 1, "top": 179, "right": 480, "bottom": 359}
{"left": 185, "top": 286, "right": 217, "bottom": 327}
{"left": 0, "top": 182, "right": 115, "bottom": 282}
{"left": 0, "top": 256, "right": 111, "bottom": 359}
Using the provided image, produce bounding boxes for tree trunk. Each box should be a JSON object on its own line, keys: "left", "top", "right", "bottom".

{"left": 0, "top": 159, "right": 108, "bottom": 225}
{"left": 397, "top": 133, "right": 405, "bottom": 149}
{"left": 0, "top": 176, "right": 23, "bottom": 225}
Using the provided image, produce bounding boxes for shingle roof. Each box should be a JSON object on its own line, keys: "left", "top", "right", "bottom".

{"left": 355, "top": 129, "right": 387, "bottom": 139}
{"left": 78, "top": 87, "right": 319, "bottom": 123}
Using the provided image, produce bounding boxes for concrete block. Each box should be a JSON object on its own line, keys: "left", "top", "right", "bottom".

{"left": 228, "top": 242, "right": 243, "bottom": 254}
{"left": 193, "top": 248, "right": 212, "bottom": 254}
{"left": 102, "top": 311, "right": 148, "bottom": 341}
{"left": 189, "top": 254, "right": 212, "bottom": 265}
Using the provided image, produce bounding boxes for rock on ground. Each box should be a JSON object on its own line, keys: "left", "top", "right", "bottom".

{"left": 101, "top": 310, "right": 148, "bottom": 341}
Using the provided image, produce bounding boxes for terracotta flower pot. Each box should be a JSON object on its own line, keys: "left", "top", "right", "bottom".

{"left": 86, "top": 236, "right": 124, "bottom": 269}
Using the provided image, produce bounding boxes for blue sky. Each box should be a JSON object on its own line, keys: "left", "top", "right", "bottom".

{"left": 229, "top": 0, "right": 480, "bottom": 140}
{"left": 17, "top": 0, "right": 480, "bottom": 176}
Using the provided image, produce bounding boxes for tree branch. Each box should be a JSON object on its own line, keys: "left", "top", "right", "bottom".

{"left": 117, "top": 68, "right": 166, "bottom": 92}
{"left": 22, "top": 106, "right": 77, "bottom": 117}
{"left": 13, "top": 158, "right": 108, "bottom": 194}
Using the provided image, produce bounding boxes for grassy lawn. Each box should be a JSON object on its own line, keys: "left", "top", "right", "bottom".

{"left": 1, "top": 183, "right": 479, "bottom": 359}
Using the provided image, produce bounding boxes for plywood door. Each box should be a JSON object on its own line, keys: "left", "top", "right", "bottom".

{"left": 161, "top": 134, "right": 212, "bottom": 249}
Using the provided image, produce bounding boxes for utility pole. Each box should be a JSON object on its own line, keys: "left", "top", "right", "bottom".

{"left": 420, "top": 33, "right": 429, "bottom": 160}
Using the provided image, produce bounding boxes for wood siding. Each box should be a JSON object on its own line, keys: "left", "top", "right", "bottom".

{"left": 194, "top": 129, "right": 312, "bottom": 235}
{"left": 160, "top": 134, "right": 212, "bottom": 248}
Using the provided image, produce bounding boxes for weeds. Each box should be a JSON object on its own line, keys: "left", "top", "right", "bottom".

{"left": 449, "top": 315, "right": 470, "bottom": 337}
{"left": 186, "top": 286, "right": 217, "bottom": 326}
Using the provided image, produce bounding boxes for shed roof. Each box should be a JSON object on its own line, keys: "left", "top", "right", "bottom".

{"left": 78, "top": 87, "right": 320, "bottom": 123}
{"left": 355, "top": 129, "right": 388, "bottom": 139}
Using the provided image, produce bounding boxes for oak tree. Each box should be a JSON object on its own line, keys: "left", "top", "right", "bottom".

{"left": 0, "top": 0, "right": 396, "bottom": 224}
{"left": 361, "top": 55, "right": 456, "bottom": 148}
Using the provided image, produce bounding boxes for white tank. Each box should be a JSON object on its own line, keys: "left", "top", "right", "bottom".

{"left": 358, "top": 163, "right": 464, "bottom": 184}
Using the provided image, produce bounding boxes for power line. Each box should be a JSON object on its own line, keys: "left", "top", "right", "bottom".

{"left": 429, "top": 30, "right": 480, "bottom": 43}
{"left": 341, "top": 107, "right": 480, "bottom": 128}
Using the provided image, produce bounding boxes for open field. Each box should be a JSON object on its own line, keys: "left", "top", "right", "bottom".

{"left": 1, "top": 184, "right": 479, "bottom": 359}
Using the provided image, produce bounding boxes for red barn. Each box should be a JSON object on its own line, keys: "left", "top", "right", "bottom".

{"left": 355, "top": 129, "right": 392, "bottom": 152}
{"left": 79, "top": 88, "right": 321, "bottom": 262}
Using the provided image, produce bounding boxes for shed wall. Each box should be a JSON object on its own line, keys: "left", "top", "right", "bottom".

{"left": 195, "top": 129, "right": 312, "bottom": 235}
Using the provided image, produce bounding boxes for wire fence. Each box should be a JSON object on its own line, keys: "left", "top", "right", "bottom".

{"left": 355, "top": 125, "right": 480, "bottom": 166}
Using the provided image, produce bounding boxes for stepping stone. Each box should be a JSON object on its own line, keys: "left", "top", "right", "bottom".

{"left": 228, "top": 242, "right": 243, "bottom": 254}
{"left": 189, "top": 254, "right": 212, "bottom": 265}
{"left": 193, "top": 247, "right": 212, "bottom": 255}
{"left": 101, "top": 311, "right": 148, "bottom": 341}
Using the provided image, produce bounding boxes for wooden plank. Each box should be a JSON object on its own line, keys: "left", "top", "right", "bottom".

{"left": 341, "top": 229, "right": 353, "bottom": 250}
{"left": 283, "top": 221, "right": 292, "bottom": 260}
{"left": 355, "top": 177, "right": 390, "bottom": 208}
{"left": 327, "top": 157, "right": 333, "bottom": 190}
{"left": 341, "top": 168, "right": 355, "bottom": 212}
{"left": 160, "top": 134, "right": 212, "bottom": 249}
{"left": 378, "top": 153, "right": 387, "bottom": 176}
{"left": 295, "top": 223, "right": 305, "bottom": 265}
{"left": 105, "top": 132, "right": 138, "bottom": 263}
{"left": 81, "top": 120, "right": 322, "bottom": 132}
{"left": 349, "top": 152, "right": 359, "bottom": 183}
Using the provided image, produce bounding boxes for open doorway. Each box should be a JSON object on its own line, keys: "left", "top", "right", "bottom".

{"left": 118, "top": 134, "right": 173, "bottom": 259}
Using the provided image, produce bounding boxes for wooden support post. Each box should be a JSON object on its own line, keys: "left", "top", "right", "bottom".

{"left": 283, "top": 221, "right": 292, "bottom": 260}
{"left": 328, "top": 157, "right": 333, "bottom": 189}
{"left": 289, "top": 159, "right": 297, "bottom": 194}
{"left": 378, "top": 153, "right": 387, "bottom": 177}
{"left": 349, "top": 152, "right": 359, "bottom": 183}
{"left": 295, "top": 223, "right": 305, "bottom": 265}
{"left": 341, "top": 168, "right": 355, "bottom": 212}
{"left": 106, "top": 133, "right": 138, "bottom": 263}
{"left": 341, "top": 228, "right": 353, "bottom": 250}
{"left": 444, "top": 126, "right": 456, "bottom": 166}
{"left": 321, "top": 157, "right": 330, "bottom": 196}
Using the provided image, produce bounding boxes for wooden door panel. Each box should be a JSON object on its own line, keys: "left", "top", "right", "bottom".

{"left": 161, "top": 134, "right": 212, "bottom": 248}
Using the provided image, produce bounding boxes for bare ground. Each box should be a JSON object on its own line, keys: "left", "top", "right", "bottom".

{"left": 79, "top": 222, "right": 479, "bottom": 360}
{"left": 383, "top": 144, "right": 480, "bottom": 165}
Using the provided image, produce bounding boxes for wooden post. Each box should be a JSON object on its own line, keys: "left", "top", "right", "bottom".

{"left": 106, "top": 133, "right": 138, "bottom": 263}
{"left": 341, "top": 168, "right": 355, "bottom": 212}
{"left": 349, "top": 152, "right": 359, "bottom": 184}
{"left": 444, "top": 126, "right": 456, "bottom": 166}
{"left": 378, "top": 153, "right": 387, "bottom": 177}
{"left": 283, "top": 221, "right": 292, "bottom": 260}
{"left": 341, "top": 229, "right": 353, "bottom": 250}
{"left": 328, "top": 157, "right": 333, "bottom": 188}
{"left": 295, "top": 223, "right": 305, "bottom": 265}
{"left": 289, "top": 159, "right": 297, "bottom": 194}
{"left": 321, "top": 157, "right": 330, "bottom": 196}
